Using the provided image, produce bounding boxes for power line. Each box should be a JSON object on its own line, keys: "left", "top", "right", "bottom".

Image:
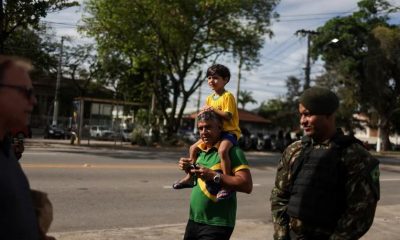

{"left": 266, "top": 40, "right": 303, "bottom": 63}
{"left": 263, "top": 8, "right": 357, "bottom": 63}
{"left": 278, "top": 11, "right": 354, "bottom": 18}
{"left": 264, "top": 35, "right": 297, "bottom": 58}
{"left": 275, "top": 16, "right": 340, "bottom": 23}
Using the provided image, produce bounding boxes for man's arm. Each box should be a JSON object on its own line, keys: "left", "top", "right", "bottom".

{"left": 220, "top": 169, "right": 252, "bottom": 193}
{"left": 189, "top": 139, "right": 202, "bottom": 163}
{"left": 329, "top": 148, "right": 380, "bottom": 240}
{"left": 270, "top": 144, "right": 300, "bottom": 240}
{"left": 191, "top": 167, "right": 252, "bottom": 194}
{"left": 270, "top": 158, "right": 290, "bottom": 240}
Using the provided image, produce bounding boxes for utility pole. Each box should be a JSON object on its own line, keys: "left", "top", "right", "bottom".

{"left": 52, "top": 36, "right": 64, "bottom": 126}
{"left": 295, "top": 29, "right": 319, "bottom": 90}
{"left": 194, "top": 83, "right": 202, "bottom": 134}
{"left": 236, "top": 54, "right": 243, "bottom": 107}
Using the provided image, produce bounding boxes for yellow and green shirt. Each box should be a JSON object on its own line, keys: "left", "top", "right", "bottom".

{"left": 189, "top": 144, "right": 249, "bottom": 228}
{"left": 206, "top": 91, "right": 241, "bottom": 139}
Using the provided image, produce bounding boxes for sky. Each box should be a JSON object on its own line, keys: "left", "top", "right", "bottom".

{"left": 43, "top": 0, "right": 400, "bottom": 111}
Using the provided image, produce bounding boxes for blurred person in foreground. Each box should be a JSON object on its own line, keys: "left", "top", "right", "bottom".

{"left": 178, "top": 111, "right": 252, "bottom": 240}
{"left": 0, "top": 55, "right": 54, "bottom": 240}
{"left": 270, "top": 87, "right": 380, "bottom": 240}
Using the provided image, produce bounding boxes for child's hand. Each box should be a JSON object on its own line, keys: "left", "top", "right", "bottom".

{"left": 203, "top": 106, "right": 213, "bottom": 112}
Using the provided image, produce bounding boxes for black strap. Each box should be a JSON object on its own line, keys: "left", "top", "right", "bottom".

{"left": 290, "top": 136, "right": 312, "bottom": 190}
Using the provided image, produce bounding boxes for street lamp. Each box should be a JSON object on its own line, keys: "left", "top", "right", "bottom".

{"left": 330, "top": 38, "right": 339, "bottom": 44}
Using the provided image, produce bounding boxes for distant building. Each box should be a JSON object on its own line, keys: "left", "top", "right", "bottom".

{"left": 353, "top": 113, "right": 399, "bottom": 146}
{"left": 31, "top": 75, "right": 126, "bottom": 128}
{"left": 183, "top": 109, "right": 271, "bottom": 134}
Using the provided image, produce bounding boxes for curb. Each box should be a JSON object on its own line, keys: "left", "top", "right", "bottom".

{"left": 51, "top": 219, "right": 273, "bottom": 240}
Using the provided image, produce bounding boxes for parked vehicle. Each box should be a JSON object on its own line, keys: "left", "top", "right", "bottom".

{"left": 177, "top": 128, "right": 199, "bottom": 144}
{"left": 255, "top": 133, "right": 266, "bottom": 151}
{"left": 270, "top": 134, "right": 285, "bottom": 152}
{"left": 90, "top": 125, "right": 114, "bottom": 139}
{"left": 44, "top": 125, "right": 66, "bottom": 139}
{"left": 121, "top": 128, "right": 133, "bottom": 142}
{"left": 238, "top": 128, "right": 252, "bottom": 151}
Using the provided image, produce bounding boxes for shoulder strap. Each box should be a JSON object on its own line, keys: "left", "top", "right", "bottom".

{"left": 290, "top": 136, "right": 312, "bottom": 188}
{"left": 331, "top": 133, "right": 365, "bottom": 150}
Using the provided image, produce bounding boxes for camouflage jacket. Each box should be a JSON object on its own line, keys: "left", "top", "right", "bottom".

{"left": 270, "top": 138, "right": 380, "bottom": 240}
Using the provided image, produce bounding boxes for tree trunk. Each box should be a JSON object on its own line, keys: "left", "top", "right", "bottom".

{"left": 379, "top": 116, "right": 392, "bottom": 151}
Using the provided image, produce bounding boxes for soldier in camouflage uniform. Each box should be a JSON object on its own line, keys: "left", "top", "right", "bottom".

{"left": 270, "top": 87, "right": 380, "bottom": 240}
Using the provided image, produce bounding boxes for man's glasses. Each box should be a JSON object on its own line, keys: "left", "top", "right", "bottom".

{"left": 0, "top": 83, "right": 35, "bottom": 100}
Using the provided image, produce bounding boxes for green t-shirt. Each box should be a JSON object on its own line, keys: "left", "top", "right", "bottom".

{"left": 189, "top": 146, "right": 250, "bottom": 228}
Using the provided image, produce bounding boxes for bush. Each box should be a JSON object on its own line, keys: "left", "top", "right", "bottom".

{"left": 131, "top": 127, "right": 147, "bottom": 146}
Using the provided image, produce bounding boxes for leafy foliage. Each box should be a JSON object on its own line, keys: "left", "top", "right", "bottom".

{"left": 3, "top": 24, "right": 59, "bottom": 76}
{"left": 238, "top": 90, "right": 257, "bottom": 110}
{"left": 310, "top": 0, "right": 400, "bottom": 150}
{"left": 0, "top": 0, "right": 79, "bottom": 53}
{"left": 82, "top": 0, "right": 279, "bottom": 136}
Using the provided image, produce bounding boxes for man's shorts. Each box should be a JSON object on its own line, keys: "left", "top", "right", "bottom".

{"left": 221, "top": 132, "right": 238, "bottom": 146}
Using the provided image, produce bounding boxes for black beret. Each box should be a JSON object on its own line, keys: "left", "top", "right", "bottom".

{"left": 299, "top": 87, "right": 339, "bottom": 115}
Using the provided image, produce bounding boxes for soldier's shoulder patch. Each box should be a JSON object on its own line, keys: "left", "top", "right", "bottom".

{"left": 370, "top": 165, "right": 380, "bottom": 182}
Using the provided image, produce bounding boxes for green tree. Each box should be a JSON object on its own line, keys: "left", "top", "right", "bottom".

{"left": 82, "top": 0, "right": 279, "bottom": 136}
{"left": 3, "top": 24, "right": 59, "bottom": 77}
{"left": 258, "top": 98, "right": 289, "bottom": 130}
{"left": 258, "top": 76, "right": 302, "bottom": 131}
{"left": 284, "top": 76, "right": 301, "bottom": 130}
{"left": 95, "top": 52, "right": 157, "bottom": 105}
{"left": 285, "top": 76, "right": 301, "bottom": 104}
{"left": 238, "top": 90, "right": 257, "bottom": 110}
{"left": 62, "top": 43, "right": 99, "bottom": 97}
{"left": 311, "top": 0, "right": 400, "bottom": 151}
{"left": 0, "top": 0, "right": 79, "bottom": 53}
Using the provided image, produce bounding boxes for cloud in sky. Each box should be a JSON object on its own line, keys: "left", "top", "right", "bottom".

{"left": 44, "top": 0, "right": 400, "bottom": 110}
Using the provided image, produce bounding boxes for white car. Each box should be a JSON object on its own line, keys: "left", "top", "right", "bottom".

{"left": 90, "top": 126, "right": 114, "bottom": 139}
{"left": 121, "top": 128, "right": 133, "bottom": 142}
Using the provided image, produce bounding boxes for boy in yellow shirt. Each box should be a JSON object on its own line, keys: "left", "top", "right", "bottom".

{"left": 173, "top": 64, "right": 241, "bottom": 200}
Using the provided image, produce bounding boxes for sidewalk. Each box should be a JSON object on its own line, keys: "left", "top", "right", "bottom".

{"left": 51, "top": 219, "right": 273, "bottom": 240}
{"left": 51, "top": 209, "right": 400, "bottom": 240}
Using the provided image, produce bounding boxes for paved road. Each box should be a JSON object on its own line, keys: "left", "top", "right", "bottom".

{"left": 21, "top": 140, "right": 400, "bottom": 239}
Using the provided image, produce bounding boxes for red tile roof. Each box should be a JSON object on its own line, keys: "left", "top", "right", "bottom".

{"left": 185, "top": 109, "right": 270, "bottom": 124}
{"left": 238, "top": 109, "right": 271, "bottom": 123}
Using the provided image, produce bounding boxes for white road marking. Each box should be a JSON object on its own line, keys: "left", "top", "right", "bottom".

{"left": 24, "top": 152, "right": 59, "bottom": 155}
{"left": 381, "top": 178, "right": 400, "bottom": 182}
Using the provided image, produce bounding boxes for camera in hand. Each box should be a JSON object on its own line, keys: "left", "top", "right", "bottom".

{"left": 190, "top": 163, "right": 200, "bottom": 170}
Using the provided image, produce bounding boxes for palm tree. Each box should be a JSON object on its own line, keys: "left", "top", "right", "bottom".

{"left": 238, "top": 90, "right": 257, "bottom": 110}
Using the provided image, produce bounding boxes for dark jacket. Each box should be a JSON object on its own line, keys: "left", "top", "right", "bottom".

{"left": 0, "top": 137, "right": 40, "bottom": 240}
